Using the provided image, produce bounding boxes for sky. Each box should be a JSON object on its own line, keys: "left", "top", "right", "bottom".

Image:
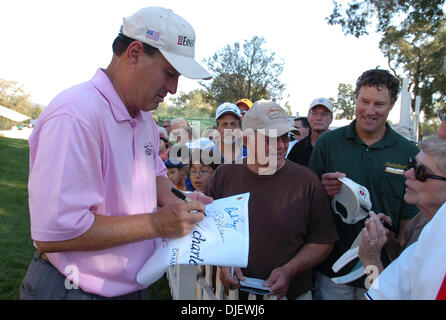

{"left": 0, "top": 0, "right": 402, "bottom": 120}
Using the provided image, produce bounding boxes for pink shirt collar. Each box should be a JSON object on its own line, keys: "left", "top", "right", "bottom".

{"left": 90, "top": 69, "right": 151, "bottom": 123}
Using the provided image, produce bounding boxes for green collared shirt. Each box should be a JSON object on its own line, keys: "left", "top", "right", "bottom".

{"left": 309, "top": 120, "right": 419, "bottom": 283}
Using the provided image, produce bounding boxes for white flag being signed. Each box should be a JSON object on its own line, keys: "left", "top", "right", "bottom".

{"left": 137, "top": 193, "right": 250, "bottom": 286}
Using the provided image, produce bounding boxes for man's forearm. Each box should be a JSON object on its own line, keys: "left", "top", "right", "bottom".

{"left": 281, "top": 243, "right": 333, "bottom": 279}
{"left": 35, "top": 177, "right": 175, "bottom": 253}
{"left": 34, "top": 213, "right": 156, "bottom": 253}
{"left": 157, "top": 176, "right": 182, "bottom": 207}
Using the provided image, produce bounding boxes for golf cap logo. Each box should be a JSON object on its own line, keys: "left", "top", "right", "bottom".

{"left": 177, "top": 35, "right": 195, "bottom": 48}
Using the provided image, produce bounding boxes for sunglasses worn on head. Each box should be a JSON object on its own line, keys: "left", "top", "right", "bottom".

{"left": 406, "top": 157, "right": 446, "bottom": 182}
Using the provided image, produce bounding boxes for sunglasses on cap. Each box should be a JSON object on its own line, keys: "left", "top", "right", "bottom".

{"left": 406, "top": 156, "right": 446, "bottom": 182}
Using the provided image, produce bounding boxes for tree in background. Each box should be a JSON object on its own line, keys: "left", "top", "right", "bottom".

{"left": 153, "top": 89, "right": 216, "bottom": 132}
{"left": 154, "top": 89, "right": 213, "bottom": 119}
{"left": 0, "top": 78, "right": 42, "bottom": 130}
{"left": 332, "top": 83, "right": 355, "bottom": 120}
{"left": 201, "top": 36, "right": 286, "bottom": 107}
{"left": 327, "top": 0, "right": 445, "bottom": 120}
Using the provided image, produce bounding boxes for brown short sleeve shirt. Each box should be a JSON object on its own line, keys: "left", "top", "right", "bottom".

{"left": 205, "top": 160, "right": 338, "bottom": 298}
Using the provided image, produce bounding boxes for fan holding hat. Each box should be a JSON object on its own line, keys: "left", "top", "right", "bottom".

{"left": 308, "top": 69, "right": 420, "bottom": 300}
{"left": 22, "top": 6, "right": 214, "bottom": 300}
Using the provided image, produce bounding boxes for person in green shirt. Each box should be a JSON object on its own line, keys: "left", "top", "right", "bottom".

{"left": 308, "top": 68, "right": 419, "bottom": 300}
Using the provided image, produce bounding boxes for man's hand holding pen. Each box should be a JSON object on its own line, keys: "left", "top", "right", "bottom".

{"left": 148, "top": 188, "right": 214, "bottom": 239}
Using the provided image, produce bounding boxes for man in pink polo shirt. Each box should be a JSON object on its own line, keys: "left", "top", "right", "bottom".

{"left": 21, "top": 7, "right": 213, "bottom": 300}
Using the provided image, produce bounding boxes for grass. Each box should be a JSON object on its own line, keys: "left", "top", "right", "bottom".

{"left": 0, "top": 137, "right": 34, "bottom": 299}
{"left": 0, "top": 137, "right": 171, "bottom": 300}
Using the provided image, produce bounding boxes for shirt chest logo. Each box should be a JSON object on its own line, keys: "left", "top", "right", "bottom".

{"left": 144, "top": 142, "right": 155, "bottom": 158}
{"left": 385, "top": 161, "right": 405, "bottom": 176}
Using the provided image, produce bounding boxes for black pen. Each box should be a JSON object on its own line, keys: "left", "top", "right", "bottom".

{"left": 171, "top": 187, "right": 207, "bottom": 216}
{"left": 171, "top": 187, "right": 188, "bottom": 201}
{"left": 360, "top": 205, "right": 397, "bottom": 234}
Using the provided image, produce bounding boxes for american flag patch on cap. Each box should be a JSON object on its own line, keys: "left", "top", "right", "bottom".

{"left": 145, "top": 29, "right": 160, "bottom": 41}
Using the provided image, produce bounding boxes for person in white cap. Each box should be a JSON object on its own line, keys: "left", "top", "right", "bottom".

{"left": 212, "top": 102, "right": 247, "bottom": 163}
{"left": 21, "top": 7, "right": 212, "bottom": 300}
{"left": 205, "top": 100, "right": 339, "bottom": 300}
{"left": 287, "top": 97, "right": 334, "bottom": 167}
{"left": 308, "top": 69, "right": 419, "bottom": 300}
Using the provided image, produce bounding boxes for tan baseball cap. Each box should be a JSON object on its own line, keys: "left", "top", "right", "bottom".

{"left": 121, "top": 7, "right": 212, "bottom": 80}
{"left": 242, "top": 100, "right": 298, "bottom": 137}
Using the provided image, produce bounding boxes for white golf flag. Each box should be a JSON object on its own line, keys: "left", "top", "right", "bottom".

{"left": 137, "top": 193, "right": 250, "bottom": 286}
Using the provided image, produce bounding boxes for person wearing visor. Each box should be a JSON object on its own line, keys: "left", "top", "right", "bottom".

{"left": 236, "top": 98, "right": 253, "bottom": 118}
{"left": 309, "top": 69, "right": 419, "bottom": 300}
{"left": 205, "top": 100, "right": 338, "bottom": 300}
{"left": 22, "top": 7, "right": 213, "bottom": 300}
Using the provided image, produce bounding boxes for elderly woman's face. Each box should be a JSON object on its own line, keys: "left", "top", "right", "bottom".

{"left": 404, "top": 151, "right": 446, "bottom": 219}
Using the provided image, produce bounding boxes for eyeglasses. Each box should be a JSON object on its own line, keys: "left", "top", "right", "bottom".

{"left": 190, "top": 169, "right": 213, "bottom": 176}
{"left": 280, "top": 134, "right": 290, "bottom": 143}
{"left": 263, "top": 133, "right": 290, "bottom": 144}
{"left": 406, "top": 157, "right": 446, "bottom": 182}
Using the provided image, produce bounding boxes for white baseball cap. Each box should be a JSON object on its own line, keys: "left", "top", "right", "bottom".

{"left": 309, "top": 97, "right": 334, "bottom": 113}
{"left": 215, "top": 102, "right": 242, "bottom": 120}
{"left": 242, "top": 100, "right": 298, "bottom": 137}
{"left": 121, "top": 7, "right": 212, "bottom": 80}
{"left": 331, "top": 177, "right": 372, "bottom": 224}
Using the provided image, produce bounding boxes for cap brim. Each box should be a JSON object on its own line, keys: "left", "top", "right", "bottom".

{"left": 160, "top": 50, "right": 212, "bottom": 80}
{"left": 216, "top": 111, "right": 242, "bottom": 120}
{"left": 263, "top": 125, "right": 299, "bottom": 137}
{"left": 310, "top": 104, "right": 333, "bottom": 113}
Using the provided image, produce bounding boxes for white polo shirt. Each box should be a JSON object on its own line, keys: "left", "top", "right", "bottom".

{"left": 28, "top": 69, "right": 167, "bottom": 297}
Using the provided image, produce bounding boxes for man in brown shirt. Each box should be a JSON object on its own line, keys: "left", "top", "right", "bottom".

{"left": 205, "top": 100, "right": 339, "bottom": 300}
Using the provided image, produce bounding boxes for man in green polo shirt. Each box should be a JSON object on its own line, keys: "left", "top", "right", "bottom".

{"left": 309, "top": 68, "right": 419, "bottom": 300}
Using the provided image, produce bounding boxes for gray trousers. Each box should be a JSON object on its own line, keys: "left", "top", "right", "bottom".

{"left": 20, "top": 251, "right": 152, "bottom": 300}
{"left": 313, "top": 271, "right": 367, "bottom": 300}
